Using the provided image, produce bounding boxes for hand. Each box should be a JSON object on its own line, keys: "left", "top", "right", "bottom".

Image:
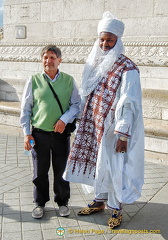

{"left": 24, "top": 135, "right": 35, "bottom": 150}
{"left": 76, "top": 118, "right": 81, "bottom": 123}
{"left": 53, "top": 119, "right": 66, "bottom": 133}
{"left": 115, "top": 139, "right": 127, "bottom": 153}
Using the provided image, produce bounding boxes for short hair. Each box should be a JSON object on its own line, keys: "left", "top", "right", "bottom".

{"left": 41, "top": 45, "right": 62, "bottom": 58}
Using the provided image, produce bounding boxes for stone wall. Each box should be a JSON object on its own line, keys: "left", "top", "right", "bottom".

{"left": 0, "top": 0, "right": 167, "bottom": 89}
{"left": 2, "top": 0, "right": 168, "bottom": 43}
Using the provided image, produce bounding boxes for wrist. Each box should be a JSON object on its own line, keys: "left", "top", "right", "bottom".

{"left": 119, "top": 136, "right": 128, "bottom": 141}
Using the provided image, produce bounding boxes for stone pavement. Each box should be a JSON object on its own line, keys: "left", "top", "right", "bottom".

{"left": 0, "top": 132, "right": 168, "bottom": 240}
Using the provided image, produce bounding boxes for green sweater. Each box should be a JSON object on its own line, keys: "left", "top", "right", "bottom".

{"left": 31, "top": 72, "right": 73, "bottom": 131}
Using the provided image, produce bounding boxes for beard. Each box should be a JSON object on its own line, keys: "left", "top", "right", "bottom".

{"left": 81, "top": 38, "right": 125, "bottom": 96}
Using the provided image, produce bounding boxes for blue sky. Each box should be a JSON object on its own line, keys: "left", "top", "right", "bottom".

{"left": 0, "top": 0, "right": 3, "bottom": 27}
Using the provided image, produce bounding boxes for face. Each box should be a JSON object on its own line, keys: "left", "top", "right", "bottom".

{"left": 99, "top": 32, "right": 118, "bottom": 51}
{"left": 42, "top": 50, "right": 62, "bottom": 74}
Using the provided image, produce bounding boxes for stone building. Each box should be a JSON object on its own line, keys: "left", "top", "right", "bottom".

{"left": 0, "top": 0, "right": 168, "bottom": 163}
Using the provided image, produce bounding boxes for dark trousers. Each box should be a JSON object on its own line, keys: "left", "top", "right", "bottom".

{"left": 32, "top": 129, "right": 70, "bottom": 207}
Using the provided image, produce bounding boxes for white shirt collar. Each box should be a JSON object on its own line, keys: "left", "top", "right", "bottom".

{"left": 42, "top": 70, "right": 60, "bottom": 82}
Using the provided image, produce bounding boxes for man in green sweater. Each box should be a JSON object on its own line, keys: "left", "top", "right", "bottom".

{"left": 20, "top": 45, "right": 81, "bottom": 219}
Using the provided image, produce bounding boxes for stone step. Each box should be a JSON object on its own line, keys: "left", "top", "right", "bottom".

{"left": 0, "top": 101, "right": 20, "bottom": 127}
{"left": 145, "top": 150, "right": 168, "bottom": 165}
{"left": 144, "top": 118, "right": 168, "bottom": 138}
{"left": 144, "top": 118, "right": 168, "bottom": 155}
{"left": 0, "top": 101, "right": 24, "bottom": 137}
{"left": 0, "top": 100, "right": 20, "bottom": 115}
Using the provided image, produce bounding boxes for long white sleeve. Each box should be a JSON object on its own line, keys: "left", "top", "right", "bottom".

{"left": 114, "top": 102, "right": 133, "bottom": 138}
{"left": 114, "top": 69, "right": 141, "bottom": 138}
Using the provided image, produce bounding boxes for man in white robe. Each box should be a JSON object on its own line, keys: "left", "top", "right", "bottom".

{"left": 63, "top": 11, "right": 144, "bottom": 228}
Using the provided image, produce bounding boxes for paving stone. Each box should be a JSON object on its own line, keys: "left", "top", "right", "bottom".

{"left": 43, "top": 228, "right": 63, "bottom": 240}
{"left": 4, "top": 192, "right": 20, "bottom": 200}
{"left": 22, "top": 230, "right": 43, "bottom": 240}
{"left": 2, "top": 231, "right": 22, "bottom": 240}
{"left": 2, "top": 213, "right": 21, "bottom": 223}
{"left": 40, "top": 219, "right": 60, "bottom": 230}
{"left": 4, "top": 198, "right": 20, "bottom": 206}
{"left": 22, "top": 221, "right": 42, "bottom": 231}
{"left": 3, "top": 205, "right": 20, "bottom": 215}
{"left": 3, "top": 222, "right": 22, "bottom": 232}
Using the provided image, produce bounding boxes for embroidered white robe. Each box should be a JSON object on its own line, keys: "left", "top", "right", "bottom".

{"left": 63, "top": 55, "right": 144, "bottom": 204}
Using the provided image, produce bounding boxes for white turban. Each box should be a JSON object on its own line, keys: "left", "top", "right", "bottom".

{"left": 81, "top": 11, "right": 125, "bottom": 96}
{"left": 97, "top": 11, "right": 124, "bottom": 38}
